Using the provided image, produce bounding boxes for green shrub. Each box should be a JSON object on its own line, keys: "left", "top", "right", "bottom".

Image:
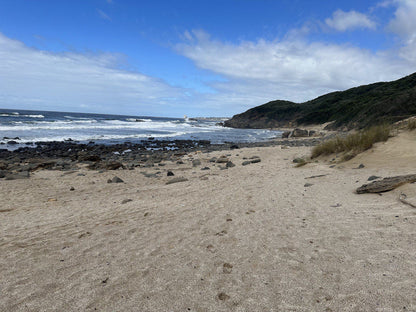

{"left": 311, "top": 124, "right": 391, "bottom": 159}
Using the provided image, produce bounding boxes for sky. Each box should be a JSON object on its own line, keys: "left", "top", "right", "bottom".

{"left": 1, "top": 0, "right": 416, "bottom": 117}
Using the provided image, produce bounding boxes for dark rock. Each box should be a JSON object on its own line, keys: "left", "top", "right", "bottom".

{"left": 230, "top": 144, "right": 239, "bottom": 149}
{"left": 226, "top": 161, "right": 235, "bottom": 168}
{"left": 250, "top": 158, "right": 261, "bottom": 164}
{"left": 368, "top": 175, "right": 381, "bottom": 181}
{"left": 282, "top": 131, "right": 291, "bottom": 138}
{"left": 293, "top": 158, "right": 305, "bottom": 164}
{"left": 357, "top": 174, "right": 416, "bottom": 194}
{"left": 166, "top": 177, "right": 188, "bottom": 185}
{"left": 291, "top": 128, "right": 309, "bottom": 137}
{"left": 70, "top": 186, "right": 75, "bottom": 191}
{"left": 209, "top": 157, "right": 217, "bottom": 163}
{"left": 7, "top": 141, "right": 18, "bottom": 145}
{"left": 104, "top": 162, "right": 124, "bottom": 170}
{"left": 242, "top": 161, "right": 251, "bottom": 166}
{"left": 3, "top": 137, "right": 20, "bottom": 140}
{"left": 78, "top": 154, "right": 101, "bottom": 162}
{"left": 0, "top": 161, "right": 7, "bottom": 170}
{"left": 356, "top": 164, "right": 365, "bottom": 169}
{"left": 167, "top": 171, "right": 175, "bottom": 176}
{"left": 176, "top": 160, "right": 184, "bottom": 165}
{"left": 304, "top": 183, "right": 313, "bottom": 187}
{"left": 121, "top": 199, "right": 132, "bottom": 204}
{"left": 26, "top": 159, "right": 57, "bottom": 171}
{"left": 201, "top": 167, "right": 210, "bottom": 170}
{"left": 108, "top": 176, "right": 124, "bottom": 183}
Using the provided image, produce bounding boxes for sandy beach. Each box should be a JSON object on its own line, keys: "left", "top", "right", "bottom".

{"left": 1, "top": 132, "right": 416, "bottom": 311}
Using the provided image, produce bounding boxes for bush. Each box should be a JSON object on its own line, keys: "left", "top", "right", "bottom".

{"left": 311, "top": 124, "right": 391, "bottom": 159}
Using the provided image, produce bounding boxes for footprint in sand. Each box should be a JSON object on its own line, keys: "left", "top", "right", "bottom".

{"left": 206, "top": 244, "right": 216, "bottom": 253}
{"left": 215, "top": 230, "right": 227, "bottom": 236}
{"left": 217, "top": 292, "right": 230, "bottom": 301}
{"left": 223, "top": 263, "right": 233, "bottom": 274}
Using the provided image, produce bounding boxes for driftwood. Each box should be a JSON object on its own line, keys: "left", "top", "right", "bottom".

{"left": 305, "top": 174, "right": 328, "bottom": 179}
{"left": 356, "top": 174, "right": 416, "bottom": 194}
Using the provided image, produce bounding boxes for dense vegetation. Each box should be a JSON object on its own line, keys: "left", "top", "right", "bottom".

{"left": 310, "top": 124, "right": 391, "bottom": 159}
{"left": 224, "top": 72, "right": 416, "bottom": 130}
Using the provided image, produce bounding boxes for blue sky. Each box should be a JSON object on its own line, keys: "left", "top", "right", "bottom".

{"left": 1, "top": 0, "right": 416, "bottom": 117}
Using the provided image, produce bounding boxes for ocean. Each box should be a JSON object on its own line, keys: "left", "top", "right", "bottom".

{"left": 0, "top": 109, "right": 282, "bottom": 146}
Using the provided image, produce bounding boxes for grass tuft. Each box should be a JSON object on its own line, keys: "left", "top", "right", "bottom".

{"left": 408, "top": 119, "right": 416, "bottom": 130}
{"left": 311, "top": 124, "right": 391, "bottom": 159}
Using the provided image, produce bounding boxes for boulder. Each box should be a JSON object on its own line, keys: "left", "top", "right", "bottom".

{"left": 291, "top": 128, "right": 309, "bottom": 137}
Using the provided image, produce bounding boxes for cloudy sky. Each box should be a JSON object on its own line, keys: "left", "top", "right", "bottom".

{"left": 1, "top": 0, "right": 416, "bottom": 117}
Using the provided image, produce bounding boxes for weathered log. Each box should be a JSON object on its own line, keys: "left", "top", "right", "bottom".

{"left": 356, "top": 174, "right": 416, "bottom": 194}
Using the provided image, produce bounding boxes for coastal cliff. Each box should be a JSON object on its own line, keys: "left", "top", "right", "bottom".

{"left": 224, "top": 72, "right": 416, "bottom": 130}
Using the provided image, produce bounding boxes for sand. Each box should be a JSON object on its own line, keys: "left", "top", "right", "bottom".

{"left": 1, "top": 131, "right": 416, "bottom": 311}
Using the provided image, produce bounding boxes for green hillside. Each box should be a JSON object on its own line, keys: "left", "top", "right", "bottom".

{"left": 224, "top": 72, "right": 416, "bottom": 129}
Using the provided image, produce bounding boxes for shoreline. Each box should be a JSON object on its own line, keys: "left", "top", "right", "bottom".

{"left": 0, "top": 137, "right": 324, "bottom": 180}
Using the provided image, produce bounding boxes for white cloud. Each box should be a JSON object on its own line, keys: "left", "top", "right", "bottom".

{"left": 0, "top": 33, "right": 186, "bottom": 116}
{"left": 325, "top": 10, "right": 376, "bottom": 32}
{"left": 177, "top": 30, "right": 413, "bottom": 109}
{"left": 387, "top": 0, "right": 416, "bottom": 62}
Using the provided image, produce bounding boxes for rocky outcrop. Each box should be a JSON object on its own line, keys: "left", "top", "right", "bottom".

{"left": 282, "top": 128, "right": 317, "bottom": 138}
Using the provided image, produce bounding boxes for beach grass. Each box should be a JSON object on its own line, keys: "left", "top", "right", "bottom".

{"left": 407, "top": 119, "right": 416, "bottom": 130}
{"left": 311, "top": 124, "right": 391, "bottom": 159}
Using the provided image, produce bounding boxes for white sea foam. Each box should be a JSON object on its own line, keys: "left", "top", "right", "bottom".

{"left": 0, "top": 131, "right": 189, "bottom": 144}
{"left": 64, "top": 115, "right": 95, "bottom": 120}
{"left": 125, "top": 118, "right": 152, "bottom": 122}
{"left": 0, "top": 113, "right": 44, "bottom": 118}
{"left": 0, "top": 111, "right": 281, "bottom": 145}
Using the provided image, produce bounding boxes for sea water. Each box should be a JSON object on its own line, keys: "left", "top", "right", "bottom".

{"left": 0, "top": 109, "right": 282, "bottom": 146}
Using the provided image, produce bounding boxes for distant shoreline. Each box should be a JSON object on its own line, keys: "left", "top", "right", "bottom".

{"left": 0, "top": 137, "right": 323, "bottom": 179}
